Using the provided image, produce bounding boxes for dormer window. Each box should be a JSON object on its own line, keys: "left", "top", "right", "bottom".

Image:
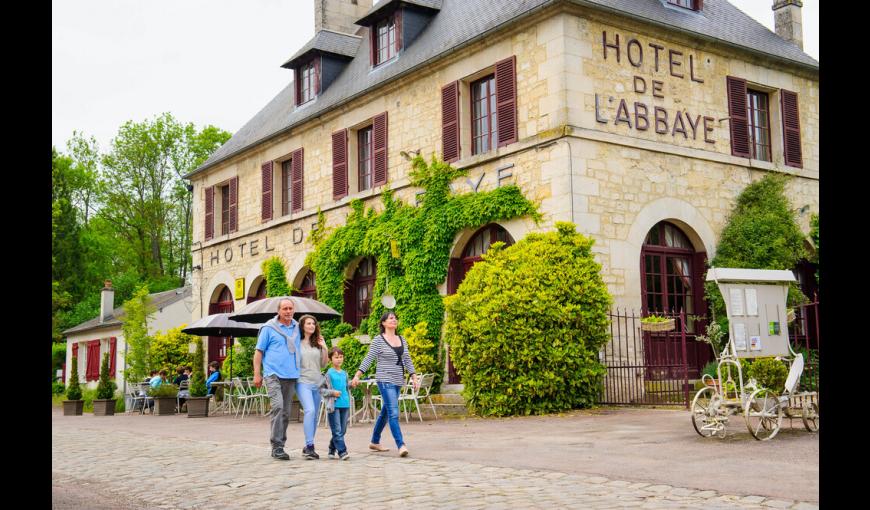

{"left": 372, "top": 10, "right": 401, "bottom": 67}
{"left": 295, "top": 59, "right": 319, "bottom": 106}
{"left": 667, "top": 0, "right": 701, "bottom": 10}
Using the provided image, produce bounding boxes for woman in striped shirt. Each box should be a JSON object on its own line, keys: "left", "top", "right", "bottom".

{"left": 351, "top": 311, "right": 419, "bottom": 457}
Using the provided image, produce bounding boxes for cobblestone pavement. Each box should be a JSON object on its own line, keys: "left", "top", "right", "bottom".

{"left": 53, "top": 412, "right": 819, "bottom": 510}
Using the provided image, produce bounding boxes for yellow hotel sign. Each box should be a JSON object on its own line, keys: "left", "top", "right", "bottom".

{"left": 234, "top": 278, "right": 245, "bottom": 300}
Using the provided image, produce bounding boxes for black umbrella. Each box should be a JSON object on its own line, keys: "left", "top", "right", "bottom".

{"left": 182, "top": 313, "right": 265, "bottom": 382}
{"left": 229, "top": 296, "right": 341, "bottom": 324}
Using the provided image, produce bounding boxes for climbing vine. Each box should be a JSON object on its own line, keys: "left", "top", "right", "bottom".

{"left": 306, "top": 154, "right": 540, "bottom": 388}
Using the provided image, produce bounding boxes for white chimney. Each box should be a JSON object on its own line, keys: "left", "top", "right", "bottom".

{"left": 315, "top": 0, "right": 373, "bottom": 35}
{"left": 772, "top": 0, "right": 804, "bottom": 50}
{"left": 100, "top": 280, "right": 114, "bottom": 323}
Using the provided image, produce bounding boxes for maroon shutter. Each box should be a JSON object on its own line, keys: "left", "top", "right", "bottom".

{"left": 62, "top": 363, "right": 66, "bottom": 383}
{"left": 228, "top": 177, "right": 238, "bottom": 233}
{"left": 72, "top": 342, "right": 78, "bottom": 359}
{"left": 282, "top": 162, "right": 289, "bottom": 216}
{"left": 291, "top": 148, "right": 304, "bottom": 212}
{"left": 696, "top": 0, "right": 703, "bottom": 11}
{"left": 294, "top": 68, "right": 300, "bottom": 106}
{"left": 395, "top": 9, "right": 403, "bottom": 54}
{"left": 495, "top": 56, "right": 518, "bottom": 147}
{"left": 726, "top": 76, "right": 750, "bottom": 158}
{"left": 332, "top": 129, "right": 348, "bottom": 200}
{"left": 442, "top": 81, "right": 460, "bottom": 162}
{"left": 109, "top": 337, "right": 117, "bottom": 378}
{"left": 204, "top": 186, "right": 214, "bottom": 240}
{"left": 373, "top": 112, "right": 388, "bottom": 186}
{"left": 781, "top": 89, "right": 803, "bottom": 168}
{"left": 261, "top": 162, "right": 273, "bottom": 222}
{"left": 86, "top": 340, "right": 101, "bottom": 382}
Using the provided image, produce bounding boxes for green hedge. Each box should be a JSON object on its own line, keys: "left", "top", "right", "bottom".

{"left": 444, "top": 222, "right": 612, "bottom": 416}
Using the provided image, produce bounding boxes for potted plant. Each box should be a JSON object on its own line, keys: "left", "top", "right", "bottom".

{"left": 186, "top": 337, "right": 210, "bottom": 418}
{"left": 63, "top": 356, "right": 84, "bottom": 416}
{"left": 93, "top": 352, "right": 118, "bottom": 416}
{"left": 696, "top": 322, "right": 727, "bottom": 359}
{"left": 640, "top": 314, "right": 676, "bottom": 332}
{"left": 148, "top": 383, "right": 179, "bottom": 415}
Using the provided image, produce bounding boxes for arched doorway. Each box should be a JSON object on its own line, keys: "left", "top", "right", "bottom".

{"left": 640, "top": 221, "right": 711, "bottom": 379}
{"left": 293, "top": 269, "right": 317, "bottom": 300}
{"left": 247, "top": 278, "right": 267, "bottom": 303}
{"left": 344, "top": 257, "right": 376, "bottom": 329}
{"left": 446, "top": 224, "right": 515, "bottom": 383}
{"left": 208, "top": 286, "right": 234, "bottom": 365}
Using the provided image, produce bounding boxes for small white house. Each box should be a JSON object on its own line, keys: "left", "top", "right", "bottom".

{"left": 62, "top": 281, "right": 193, "bottom": 394}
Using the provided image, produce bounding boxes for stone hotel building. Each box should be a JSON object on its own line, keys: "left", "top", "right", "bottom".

{"left": 185, "top": 0, "right": 818, "bottom": 382}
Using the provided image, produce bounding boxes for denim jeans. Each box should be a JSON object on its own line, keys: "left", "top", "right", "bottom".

{"left": 328, "top": 407, "right": 350, "bottom": 455}
{"left": 372, "top": 382, "right": 404, "bottom": 448}
{"left": 296, "top": 382, "right": 322, "bottom": 447}
{"left": 264, "top": 375, "right": 297, "bottom": 450}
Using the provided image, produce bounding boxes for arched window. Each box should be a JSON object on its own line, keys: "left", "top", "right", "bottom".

{"left": 344, "top": 257, "right": 376, "bottom": 328}
{"left": 292, "top": 270, "right": 317, "bottom": 300}
{"left": 247, "top": 279, "right": 267, "bottom": 303}
{"left": 208, "top": 285, "right": 234, "bottom": 364}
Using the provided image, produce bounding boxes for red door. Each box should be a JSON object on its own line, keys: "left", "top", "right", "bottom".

{"left": 208, "top": 286, "right": 234, "bottom": 365}
{"left": 446, "top": 224, "right": 514, "bottom": 384}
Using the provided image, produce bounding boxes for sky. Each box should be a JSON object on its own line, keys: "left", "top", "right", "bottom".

{"left": 52, "top": 0, "right": 819, "bottom": 154}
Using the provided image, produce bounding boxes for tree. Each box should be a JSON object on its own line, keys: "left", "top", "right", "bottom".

{"left": 66, "top": 357, "right": 83, "bottom": 401}
{"left": 122, "top": 285, "right": 155, "bottom": 382}
{"left": 189, "top": 337, "right": 208, "bottom": 398}
{"left": 705, "top": 174, "right": 809, "bottom": 329}
{"left": 96, "top": 352, "right": 117, "bottom": 400}
{"left": 443, "top": 222, "right": 612, "bottom": 416}
{"left": 150, "top": 326, "right": 197, "bottom": 376}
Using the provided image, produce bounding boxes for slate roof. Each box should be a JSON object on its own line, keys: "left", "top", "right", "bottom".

{"left": 187, "top": 0, "right": 818, "bottom": 178}
{"left": 281, "top": 29, "right": 362, "bottom": 69}
{"left": 63, "top": 286, "right": 192, "bottom": 335}
{"left": 356, "top": 0, "right": 443, "bottom": 26}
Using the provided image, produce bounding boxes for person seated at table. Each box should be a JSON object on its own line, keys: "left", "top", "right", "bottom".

{"left": 206, "top": 361, "right": 221, "bottom": 396}
{"left": 150, "top": 369, "right": 168, "bottom": 389}
{"left": 172, "top": 366, "right": 189, "bottom": 386}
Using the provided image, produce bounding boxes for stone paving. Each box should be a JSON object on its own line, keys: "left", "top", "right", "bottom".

{"left": 52, "top": 423, "right": 818, "bottom": 509}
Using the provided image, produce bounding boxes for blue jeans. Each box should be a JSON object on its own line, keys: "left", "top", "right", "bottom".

{"left": 372, "top": 382, "right": 404, "bottom": 448}
{"left": 328, "top": 407, "right": 350, "bottom": 455}
{"left": 296, "top": 382, "right": 322, "bottom": 447}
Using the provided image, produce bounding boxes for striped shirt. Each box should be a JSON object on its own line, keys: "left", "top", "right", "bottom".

{"left": 358, "top": 334, "right": 416, "bottom": 386}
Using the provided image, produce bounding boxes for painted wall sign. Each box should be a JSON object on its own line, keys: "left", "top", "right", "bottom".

{"left": 209, "top": 235, "right": 277, "bottom": 267}
{"left": 594, "top": 31, "right": 716, "bottom": 144}
{"left": 234, "top": 278, "right": 245, "bottom": 300}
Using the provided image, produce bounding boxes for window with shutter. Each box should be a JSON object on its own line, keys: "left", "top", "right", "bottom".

{"left": 373, "top": 112, "right": 388, "bottom": 186}
{"left": 726, "top": 76, "right": 750, "bottom": 158}
{"left": 261, "top": 162, "right": 273, "bottom": 222}
{"left": 296, "top": 59, "right": 318, "bottom": 105}
{"left": 781, "top": 90, "right": 803, "bottom": 168}
{"left": 229, "top": 177, "right": 238, "bottom": 233}
{"left": 220, "top": 185, "right": 230, "bottom": 235}
{"left": 495, "top": 56, "right": 517, "bottom": 148}
{"left": 746, "top": 89, "right": 772, "bottom": 162}
{"left": 292, "top": 148, "right": 304, "bottom": 212}
{"left": 372, "top": 11, "right": 401, "bottom": 66}
{"left": 472, "top": 74, "right": 498, "bottom": 155}
{"left": 358, "top": 126, "right": 374, "bottom": 192}
{"left": 205, "top": 186, "right": 214, "bottom": 240}
{"left": 282, "top": 160, "right": 292, "bottom": 216}
{"left": 332, "top": 129, "right": 348, "bottom": 200}
{"left": 86, "top": 340, "right": 101, "bottom": 382}
{"left": 442, "top": 81, "right": 460, "bottom": 162}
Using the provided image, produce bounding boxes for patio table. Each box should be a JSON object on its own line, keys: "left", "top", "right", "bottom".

{"left": 352, "top": 379, "right": 378, "bottom": 424}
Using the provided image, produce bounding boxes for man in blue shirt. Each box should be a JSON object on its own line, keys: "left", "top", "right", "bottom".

{"left": 253, "top": 298, "right": 301, "bottom": 460}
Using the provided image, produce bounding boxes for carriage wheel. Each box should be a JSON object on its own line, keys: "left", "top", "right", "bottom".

{"left": 691, "top": 387, "right": 726, "bottom": 439}
{"left": 802, "top": 402, "right": 819, "bottom": 432}
{"left": 744, "top": 389, "right": 783, "bottom": 441}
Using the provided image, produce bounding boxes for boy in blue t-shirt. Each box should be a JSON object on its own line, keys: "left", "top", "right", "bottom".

{"left": 326, "top": 347, "right": 351, "bottom": 460}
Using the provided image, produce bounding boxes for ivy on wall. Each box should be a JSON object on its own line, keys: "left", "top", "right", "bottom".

{"left": 306, "top": 155, "right": 540, "bottom": 387}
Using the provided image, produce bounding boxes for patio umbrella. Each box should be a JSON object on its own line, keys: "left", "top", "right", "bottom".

{"left": 181, "top": 313, "right": 265, "bottom": 382}
{"left": 229, "top": 296, "right": 341, "bottom": 324}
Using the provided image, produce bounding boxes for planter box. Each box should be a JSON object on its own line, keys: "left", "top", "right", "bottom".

{"left": 153, "top": 397, "right": 177, "bottom": 416}
{"left": 92, "top": 399, "right": 116, "bottom": 416}
{"left": 186, "top": 396, "right": 210, "bottom": 418}
{"left": 641, "top": 318, "right": 676, "bottom": 332}
{"left": 63, "top": 400, "right": 84, "bottom": 416}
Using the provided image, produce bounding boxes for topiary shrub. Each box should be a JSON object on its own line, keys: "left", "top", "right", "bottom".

{"left": 746, "top": 357, "right": 788, "bottom": 393}
{"left": 148, "top": 383, "right": 179, "bottom": 398}
{"left": 262, "top": 256, "right": 292, "bottom": 296}
{"left": 444, "top": 222, "right": 612, "bottom": 416}
{"left": 66, "top": 356, "right": 83, "bottom": 401}
{"left": 705, "top": 174, "right": 809, "bottom": 332}
{"left": 95, "top": 352, "right": 117, "bottom": 400}
{"left": 189, "top": 337, "right": 208, "bottom": 397}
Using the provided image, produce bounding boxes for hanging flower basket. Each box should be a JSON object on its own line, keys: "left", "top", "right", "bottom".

{"left": 641, "top": 318, "right": 676, "bottom": 332}
{"left": 787, "top": 308, "right": 796, "bottom": 323}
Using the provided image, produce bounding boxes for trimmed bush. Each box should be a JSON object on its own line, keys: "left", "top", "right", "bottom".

{"left": 66, "top": 356, "right": 83, "bottom": 401}
{"left": 444, "top": 222, "right": 612, "bottom": 416}
{"left": 189, "top": 337, "right": 208, "bottom": 397}
{"left": 95, "top": 352, "right": 117, "bottom": 400}
{"left": 148, "top": 383, "right": 179, "bottom": 398}
{"left": 746, "top": 357, "right": 788, "bottom": 393}
{"left": 402, "top": 321, "right": 437, "bottom": 377}
{"left": 150, "top": 326, "right": 197, "bottom": 376}
{"left": 262, "top": 256, "right": 292, "bottom": 296}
